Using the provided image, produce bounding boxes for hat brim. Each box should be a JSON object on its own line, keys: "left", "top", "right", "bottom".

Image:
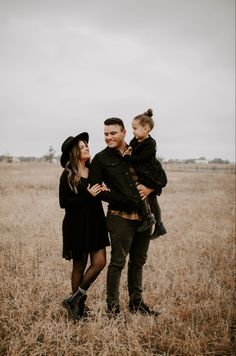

{"left": 60, "top": 132, "right": 89, "bottom": 168}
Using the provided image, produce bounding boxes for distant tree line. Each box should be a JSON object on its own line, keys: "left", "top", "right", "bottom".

{"left": 0, "top": 150, "right": 232, "bottom": 164}
{"left": 0, "top": 146, "right": 59, "bottom": 163}
{"left": 163, "top": 157, "right": 231, "bottom": 164}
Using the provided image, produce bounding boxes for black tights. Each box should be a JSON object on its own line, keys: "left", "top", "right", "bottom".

{"left": 140, "top": 194, "right": 162, "bottom": 225}
{"left": 149, "top": 194, "right": 161, "bottom": 225}
{"left": 71, "top": 249, "right": 106, "bottom": 293}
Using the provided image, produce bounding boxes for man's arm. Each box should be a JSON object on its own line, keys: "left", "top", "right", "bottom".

{"left": 89, "top": 154, "right": 123, "bottom": 204}
{"left": 88, "top": 155, "right": 112, "bottom": 203}
{"left": 89, "top": 154, "right": 140, "bottom": 208}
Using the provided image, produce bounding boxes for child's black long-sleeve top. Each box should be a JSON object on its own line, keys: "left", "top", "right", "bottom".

{"left": 124, "top": 135, "right": 167, "bottom": 195}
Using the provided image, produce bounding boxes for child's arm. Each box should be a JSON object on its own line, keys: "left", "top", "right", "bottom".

{"left": 124, "top": 140, "right": 156, "bottom": 163}
{"left": 123, "top": 146, "right": 132, "bottom": 156}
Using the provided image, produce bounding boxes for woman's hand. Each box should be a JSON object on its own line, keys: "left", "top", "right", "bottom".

{"left": 136, "top": 184, "right": 154, "bottom": 200}
{"left": 87, "top": 183, "right": 103, "bottom": 197}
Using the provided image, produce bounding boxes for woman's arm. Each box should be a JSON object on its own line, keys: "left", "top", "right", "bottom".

{"left": 59, "top": 172, "right": 93, "bottom": 208}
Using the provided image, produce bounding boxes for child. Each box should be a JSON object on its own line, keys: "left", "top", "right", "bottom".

{"left": 123, "top": 109, "right": 167, "bottom": 239}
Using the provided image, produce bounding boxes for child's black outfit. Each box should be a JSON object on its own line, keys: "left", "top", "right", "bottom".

{"left": 124, "top": 135, "right": 167, "bottom": 239}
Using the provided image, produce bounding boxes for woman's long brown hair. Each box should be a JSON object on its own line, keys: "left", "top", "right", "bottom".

{"left": 65, "top": 140, "right": 90, "bottom": 193}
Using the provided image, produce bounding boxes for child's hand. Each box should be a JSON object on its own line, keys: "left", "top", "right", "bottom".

{"left": 123, "top": 146, "right": 132, "bottom": 156}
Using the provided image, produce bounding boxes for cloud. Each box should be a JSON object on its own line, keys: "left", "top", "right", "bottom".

{"left": 0, "top": 0, "right": 235, "bottom": 161}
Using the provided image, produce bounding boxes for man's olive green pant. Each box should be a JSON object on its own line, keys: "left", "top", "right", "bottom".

{"left": 106, "top": 214, "right": 151, "bottom": 310}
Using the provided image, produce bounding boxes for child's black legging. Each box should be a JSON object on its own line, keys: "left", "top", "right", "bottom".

{"left": 140, "top": 193, "right": 161, "bottom": 225}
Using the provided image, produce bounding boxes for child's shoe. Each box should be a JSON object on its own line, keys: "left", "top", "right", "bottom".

{"left": 137, "top": 214, "right": 156, "bottom": 232}
{"left": 150, "top": 222, "right": 167, "bottom": 240}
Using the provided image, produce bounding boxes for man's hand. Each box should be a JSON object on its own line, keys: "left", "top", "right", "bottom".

{"left": 101, "top": 182, "right": 110, "bottom": 192}
{"left": 136, "top": 184, "right": 154, "bottom": 200}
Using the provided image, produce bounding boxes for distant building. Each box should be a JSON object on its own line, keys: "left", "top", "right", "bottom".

{"left": 195, "top": 158, "right": 209, "bottom": 164}
{"left": 12, "top": 157, "right": 21, "bottom": 163}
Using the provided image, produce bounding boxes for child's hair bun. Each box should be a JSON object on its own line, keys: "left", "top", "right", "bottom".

{"left": 144, "top": 108, "right": 153, "bottom": 117}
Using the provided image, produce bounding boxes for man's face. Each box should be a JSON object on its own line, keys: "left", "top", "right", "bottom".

{"left": 104, "top": 124, "right": 126, "bottom": 149}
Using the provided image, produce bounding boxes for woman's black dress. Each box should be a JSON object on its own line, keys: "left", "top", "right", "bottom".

{"left": 59, "top": 170, "right": 110, "bottom": 260}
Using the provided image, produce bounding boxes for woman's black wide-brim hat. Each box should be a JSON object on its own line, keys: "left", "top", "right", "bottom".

{"left": 60, "top": 132, "right": 89, "bottom": 168}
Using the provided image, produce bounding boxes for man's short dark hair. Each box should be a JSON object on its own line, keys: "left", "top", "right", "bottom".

{"left": 104, "top": 118, "right": 125, "bottom": 130}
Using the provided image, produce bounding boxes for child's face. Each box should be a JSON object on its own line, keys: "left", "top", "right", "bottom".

{"left": 132, "top": 119, "right": 149, "bottom": 140}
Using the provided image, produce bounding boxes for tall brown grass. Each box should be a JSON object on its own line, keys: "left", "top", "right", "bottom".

{"left": 0, "top": 163, "right": 235, "bottom": 355}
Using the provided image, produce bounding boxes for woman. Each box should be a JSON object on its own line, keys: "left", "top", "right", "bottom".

{"left": 59, "top": 132, "right": 110, "bottom": 320}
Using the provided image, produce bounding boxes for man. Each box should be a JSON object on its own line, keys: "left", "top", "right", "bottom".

{"left": 89, "top": 118, "right": 159, "bottom": 316}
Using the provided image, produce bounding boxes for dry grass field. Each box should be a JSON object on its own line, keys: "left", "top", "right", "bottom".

{"left": 0, "top": 163, "right": 235, "bottom": 356}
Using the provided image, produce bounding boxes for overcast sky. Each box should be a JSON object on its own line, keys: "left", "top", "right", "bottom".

{"left": 0, "top": 0, "right": 235, "bottom": 161}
